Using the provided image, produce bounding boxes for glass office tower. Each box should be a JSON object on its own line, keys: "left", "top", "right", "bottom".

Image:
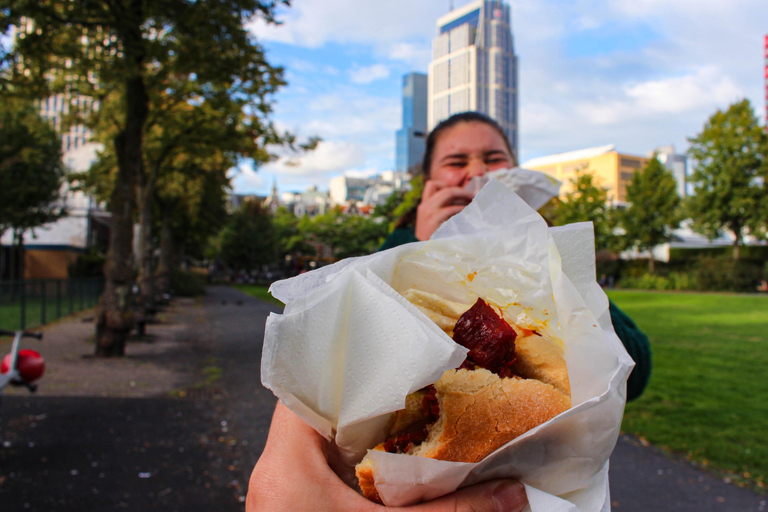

{"left": 395, "top": 72, "right": 428, "bottom": 173}
{"left": 428, "top": 0, "right": 519, "bottom": 161}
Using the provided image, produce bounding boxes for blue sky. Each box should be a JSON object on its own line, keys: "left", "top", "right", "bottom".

{"left": 232, "top": 0, "right": 767, "bottom": 197}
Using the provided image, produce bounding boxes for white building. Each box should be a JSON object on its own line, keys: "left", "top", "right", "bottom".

{"left": 1, "top": 142, "right": 108, "bottom": 279}
{"left": 428, "top": 0, "right": 519, "bottom": 160}
{"left": 329, "top": 171, "right": 411, "bottom": 208}
{"left": 653, "top": 145, "right": 689, "bottom": 197}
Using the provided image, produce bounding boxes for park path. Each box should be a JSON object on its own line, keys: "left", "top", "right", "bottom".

{"left": 0, "top": 285, "right": 765, "bottom": 511}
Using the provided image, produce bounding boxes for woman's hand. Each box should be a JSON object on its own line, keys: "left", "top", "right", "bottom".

{"left": 415, "top": 180, "right": 476, "bottom": 241}
{"left": 247, "top": 402, "right": 527, "bottom": 512}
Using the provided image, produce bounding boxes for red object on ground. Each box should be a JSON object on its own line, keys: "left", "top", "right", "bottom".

{"left": 1, "top": 350, "right": 45, "bottom": 383}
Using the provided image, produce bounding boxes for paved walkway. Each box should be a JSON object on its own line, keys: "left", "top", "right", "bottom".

{"left": 0, "top": 286, "right": 765, "bottom": 511}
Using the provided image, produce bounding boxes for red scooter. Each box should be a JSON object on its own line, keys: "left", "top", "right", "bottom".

{"left": 0, "top": 330, "right": 44, "bottom": 393}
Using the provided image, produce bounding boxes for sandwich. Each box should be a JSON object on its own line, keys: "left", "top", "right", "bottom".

{"left": 355, "top": 288, "right": 571, "bottom": 503}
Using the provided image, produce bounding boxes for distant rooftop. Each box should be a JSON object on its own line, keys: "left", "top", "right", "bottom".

{"left": 521, "top": 144, "right": 616, "bottom": 169}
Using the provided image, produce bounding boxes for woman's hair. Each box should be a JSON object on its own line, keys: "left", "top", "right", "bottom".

{"left": 420, "top": 111, "right": 517, "bottom": 178}
{"left": 393, "top": 112, "right": 516, "bottom": 230}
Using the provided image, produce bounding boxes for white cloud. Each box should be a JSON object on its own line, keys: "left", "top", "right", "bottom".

{"left": 344, "top": 168, "right": 381, "bottom": 179}
{"left": 349, "top": 64, "right": 390, "bottom": 84}
{"left": 248, "top": 1, "right": 446, "bottom": 48}
{"left": 266, "top": 140, "right": 365, "bottom": 175}
{"left": 386, "top": 42, "right": 432, "bottom": 67}
{"left": 625, "top": 67, "right": 743, "bottom": 114}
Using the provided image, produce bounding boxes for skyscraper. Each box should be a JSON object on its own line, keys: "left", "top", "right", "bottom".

{"left": 395, "top": 72, "right": 428, "bottom": 173}
{"left": 428, "top": 0, "right": 519, "bottom": 161}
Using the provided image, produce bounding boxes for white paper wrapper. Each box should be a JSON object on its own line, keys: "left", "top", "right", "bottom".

{"left": 465, "top": 167, "right": 562, "bottom": 211}
{"left": 262, "top": 179, "right": 634, "bottom": 511}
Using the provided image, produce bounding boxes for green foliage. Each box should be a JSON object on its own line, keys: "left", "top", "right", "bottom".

{"left": 620, "top": 156, "right": 682, "bottom": 271}
{"left": 0, "top": 98, "right": 66, "bottom": 236}
{"left": 668, "top": 245, "right": 768, "bottom": 262}
{"left": 618, "top": 256, "right": 764, "bottom": 292}
{"left": 693, "top": 256, "right": 764, "bottom": 293}
{"left": 389, "top": 174, "right": 424, "bottom": 232}
{"left": 68, "top": 247, "right": 106, "bottom": 278}
{"left": 272, "top": 206, "right": 316, "bottom": 257}
{"left": 686, "top": 99, "right": 768, "bottom": 256}
{"left": 610, "top": 290, "right": 768, "bottom": 490}
{"left": 302, "top": 207, "right": 389, "bottom": 260}
{"left": 619, "top": 272, "right": 697, "bottom": 291}
{"left": 550, "top": 171, "right": 617, "bottom": 252}
{"left": 218, "top": 201, "right": 277, "bottom": 271}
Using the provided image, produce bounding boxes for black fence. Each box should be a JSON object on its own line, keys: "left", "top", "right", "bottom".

{"left": 0, "top": 277, "right": 104, "bottom": 331}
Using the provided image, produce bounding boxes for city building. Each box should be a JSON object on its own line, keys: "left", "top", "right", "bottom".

{"left": 395, "top": 72, "right": 428, "bottom": 173}
{"left": 428, "top": 0, "right": 519, "bottom": 160}
{"left": 652, "top": 145, "right": 688, "bottom": 197}
{"left": 1, "top": 20, "right": 107, "bottom": 279}
{"left": 521, "top": 144, "right": 649, "bottom": 205}
{"left": 0, "top": 143, "right": 109, "bottom": 279}
{"left": 329, "top": 171, "right": 411, "bottom": 208}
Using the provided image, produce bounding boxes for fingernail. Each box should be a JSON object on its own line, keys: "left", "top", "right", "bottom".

{"left": 492, "top": 481, "right": 526, "bottom": 512}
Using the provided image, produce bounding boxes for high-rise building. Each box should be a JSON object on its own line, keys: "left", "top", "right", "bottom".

{"left": 428, "top": 0, "right": 518, "bottom": 161}
{"left": 653, "top": 145, "right": 688, "bottom": 197}
{"left": 395, "top": 72, "right": 428, "bottom": 173}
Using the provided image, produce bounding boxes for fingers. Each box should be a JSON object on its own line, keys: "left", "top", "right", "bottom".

{"left": 397, "top": 480, "right": 527, "bottom": 512}
{"left": 246, "top": 402, "right": 379, "bottom": 512}
{"left": 416, "top": 181, "right": 476, "bottom": 240}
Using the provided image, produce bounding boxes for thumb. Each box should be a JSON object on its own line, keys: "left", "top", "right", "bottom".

{"left": 397, "top": 479, "right": 527, "bottom": 512}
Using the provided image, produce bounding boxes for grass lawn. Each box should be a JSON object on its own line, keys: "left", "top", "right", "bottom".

{"left": 233, "top": 284, "right": 284, "bottom": 307}
{"left": 607, "top": 290, "right": 768, "bottom": 491}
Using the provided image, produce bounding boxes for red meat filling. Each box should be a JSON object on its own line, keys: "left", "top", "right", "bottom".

{"left": 384, "top": 298, "right": 519, "bottom": 453}
{"left": 453, "top": 298, "right": 517, "bottom": 377}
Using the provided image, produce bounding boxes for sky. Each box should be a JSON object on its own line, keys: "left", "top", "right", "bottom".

{"left": 231, "top": 0, "right": 767, "bottom": 197}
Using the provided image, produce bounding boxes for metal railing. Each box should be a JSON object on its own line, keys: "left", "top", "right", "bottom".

{"left": 0, "top": 277, "right": 104, "bottom": 331}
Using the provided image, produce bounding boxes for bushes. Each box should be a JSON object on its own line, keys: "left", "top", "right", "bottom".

{"left": 693, "top": 256, "right": 764, "bottom": 292}
{"left": 617, "top": 256, "right": 765, "bottom": 292}
{"left": 619, "top": 272, "right": 696, "bottom": 291}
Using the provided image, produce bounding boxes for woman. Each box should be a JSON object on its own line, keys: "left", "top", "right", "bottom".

{"left": 380, "top": 111, "right": 651, "bottom": 402}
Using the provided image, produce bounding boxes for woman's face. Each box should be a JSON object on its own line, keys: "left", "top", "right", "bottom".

{"left": 428, "top": 121, "right": 514, "bottom": 188}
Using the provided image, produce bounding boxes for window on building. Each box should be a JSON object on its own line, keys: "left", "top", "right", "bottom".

{"left": 620, "top": 171, "right": 635, "bottom": 182}
{"left": 620, "top": 157, "right": 641, "bottom": 168}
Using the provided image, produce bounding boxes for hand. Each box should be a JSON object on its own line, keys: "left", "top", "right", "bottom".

{"left": 247, "top": 402, "right": 527, "bottom": 512}
{"left": 415, "top": 180, "right": 476, "bottom": 241}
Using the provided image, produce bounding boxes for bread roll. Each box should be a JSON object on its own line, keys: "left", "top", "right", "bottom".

{"left": 355, "top": 290, "right": 571, "bottom": 503}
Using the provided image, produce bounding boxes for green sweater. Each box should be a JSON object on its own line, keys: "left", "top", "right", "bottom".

{"left": 379, "top": 227, "right": 651, "bottom": 401}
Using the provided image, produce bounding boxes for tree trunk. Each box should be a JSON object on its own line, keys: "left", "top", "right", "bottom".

{"left": 649, "top": 253, "right": 655, "bottom": 274}
{"left": 136, "top": 177, "right": 156, "bottom": 320}
{"left": 95, "top": 14, "right": 148, "bottom": 356}
{"left": 733, "top": 240, "right": 741, "bottom": 260}
{"left": 155, "top": 211, "right": 173, "bottom": 297}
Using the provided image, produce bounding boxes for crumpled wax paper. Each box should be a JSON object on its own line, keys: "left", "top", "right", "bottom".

{"left": 261, "top": 177, "right": 634, "bottom": 512}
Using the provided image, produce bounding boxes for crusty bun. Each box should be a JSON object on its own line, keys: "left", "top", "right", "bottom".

{"left": 355, "top": 290, "right": 571, "bottom": 503}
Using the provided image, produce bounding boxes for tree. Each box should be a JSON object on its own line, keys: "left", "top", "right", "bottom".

{"left": 218, "top": 200, "right": 277, "bottom": 273}
{"left": 272, "top": 206, "right": 315, "bottom": 259}
{"left": 0, "top": 98, "right": 66, "bottom": 277}
{"left": 620, "top": 156, "right": 681, "bottom": 272}
{"left": 687, "top": 99, "right": 768, "bottom": 259}
{"left": 550, "top": 171, "right": 617, "bottom": 253}
{"left": 1, "top": 0, "right": 291, "bottom": 356}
